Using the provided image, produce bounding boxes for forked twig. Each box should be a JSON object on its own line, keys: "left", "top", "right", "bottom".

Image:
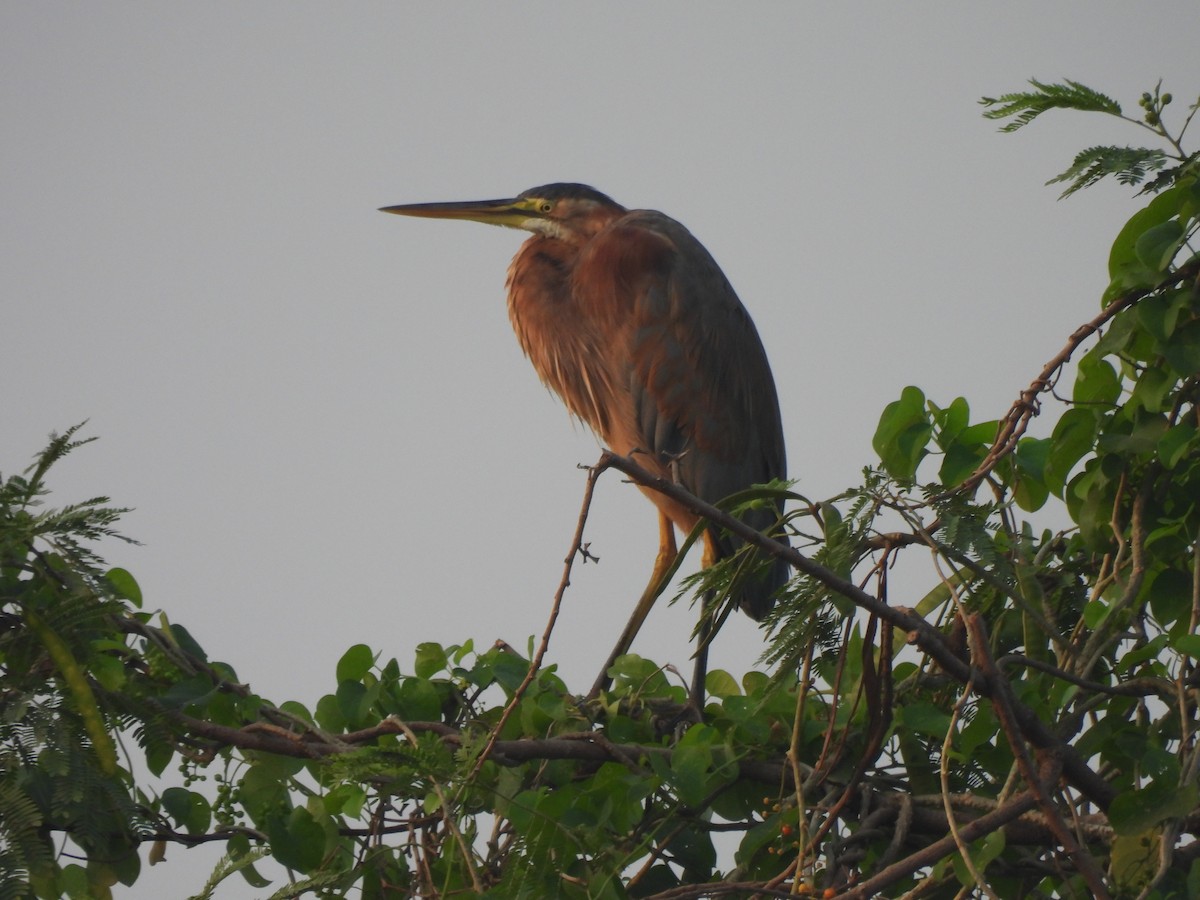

{"left": 966, "top": 615, "right": 1112, "bottom": 898}
{"left": 470, "top": 461, "right": 607, "bottom": 776}
{"left": 955, "top": 259, "right": 1200, "bottom": 495}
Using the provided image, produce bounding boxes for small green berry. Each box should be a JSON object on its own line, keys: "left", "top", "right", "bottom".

{"left": 1161, "top": 93, "right": 1172, "bottom": 105}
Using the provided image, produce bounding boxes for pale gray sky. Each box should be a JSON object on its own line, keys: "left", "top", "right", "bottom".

{"left": 3, "top": 4, "right": 1196, "bottom": 895}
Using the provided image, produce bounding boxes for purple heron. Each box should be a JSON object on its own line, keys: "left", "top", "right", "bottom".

{"left": 381, "top": 184, "right": 788, "bottom": 702}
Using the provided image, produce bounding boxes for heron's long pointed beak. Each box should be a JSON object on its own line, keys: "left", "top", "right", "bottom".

{"left": 379, "top": 196, "right": 543, "bottom": 230}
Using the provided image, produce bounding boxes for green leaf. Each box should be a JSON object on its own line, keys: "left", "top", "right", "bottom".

{"left": 247, "top": 751, "right": 305, "bottom": 780}
{"left": 397, "top": 676, "right": 442, "bottom": 721}
{"left": 1149, "top": 568, "right": 1193, "bottom": 629}
{"left": 315, "top": 693, "right": 346, "bottom": 732}
{"left": 1134, "top": 219, "right": 1185, "bottom": 272}
{"left": 1137, "top": 288, "right": 1191, "bottom": 343}
{"left": 1014, "top": 437, "right": 1050, "bottom": 480}
{"left": 167, "top": 623, "right": 209, "bottom": 663}
{"left": 1111, "top": 830, "right": 1159, "bottom": 893}
{"left": 958, "top": 421, "right": 999, "bottom": 445}
{"left": 1014, "top": 434, "right": 1052, "bottom": 510}
{"left": 1098, "top": 412, "right": 1168, "bottom": 455}
{"left": 671, "top": 725, "right": 717, "bottom": 807}
{"left": 896, "top": 701, "right": 952, "bottom": 739}
{"left": 664, "top": 823, "right": 717, "bottom": 879}
{"left": 238, "top": 860, "right": 274, "bottom": 889}
{"left": 1074, "top": 352, "right": 1122, "bottom": 405}
{"left": 980, "top": 79, "right": 1121, "bottom": 133}
{"left": 1013, "top": 472, "right": 1049, "bottom": 512}
{"left": 1110, "top": 780, "right": 1199, "bottom": 835}
{"left": 704, "top": 669, "right": 740, "bottom": 698}
{"left": 1161, "top": 320, "right": 1200, "bottom": 376}
{"left": 161, "top": 787, "right": 211, "bottom": 835}
{"left": 1159, "top": 421, "right": 1198, "bottom": 469}
{"left": 873, "top": 386, "right": 932, "bottom": 480}
{"left": 1108, "top": 185, "right": 1183, "bottom": 289}
{"left": 336, "top": 679, "right": 380, "bottom": 726}
{"left": 931, "top": 396, "right": 971, "bottom": 445}
{"left": 145, "top": 740, "right": 174, "bottom": 777}
{"left": 414, "top": 642, "right": 448, "bottom": 679}
{"left": 268, "top": 807, "right": 327, "bottom": 872}
{"left": 89, "top": 652, "right": 126, "bottom": 691}
{"left": 104, "top": 567, "right": 142, "bottom": 607}
{"left": 60, "top": 866, "right": 90, "bottom": 900}
{"left": 952, "top": 830, "right": 1006, "bottom": 887}
{"left": 1129, "top": 366, "right": 1173, "bottom": 413}
{"left": 337, "top": 644, "right": 375, "bottom": 683}
{"left": 324, "top": 784, "right": 367, "bottom": 818}
{"left": 1171, "top": 634, "right": 1200, "bottom": 660}
{"left": 939, "top": 440, "right": 987, "bottom": 487}
{"left": 1046, "top": 408, "right": 1098, "bottom": 494}
{"left": 489, "top": 649, "right": 532, "bottom": 693}
{"left": 1049, "top": 145, "right": 1170, "bottom": 199}
{"left": 278, "top": 699, "right": 313, "bottom": 724}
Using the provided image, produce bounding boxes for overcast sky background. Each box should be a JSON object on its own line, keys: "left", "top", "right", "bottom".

{"left": 3, "top": 4, "right": 1197, "bottom": 895}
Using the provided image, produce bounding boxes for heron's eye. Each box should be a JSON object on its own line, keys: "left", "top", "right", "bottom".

{"left": 538, "top": 201, "right": 553, "bottom": 213}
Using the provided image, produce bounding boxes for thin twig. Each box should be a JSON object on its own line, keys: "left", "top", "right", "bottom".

{"left": 469, "top": 461, "right": 605, "bottom": 777}
{"left": 997, "top": 654, "right": 1174, "bottom": 699}
{"left": 954, "top": 259, "right": 1200, "bottom": 495}
{"left": 392, "top": 719, "right": 484, "bottom": 894}
{"left": 966, "top": 615, "right": 1111, "bottom": 898}
{"left": 841, "top": 791, "right": 1041, "bottom": 899}
{"left": 939, "top": 678, "right": 998, "bottom": 898}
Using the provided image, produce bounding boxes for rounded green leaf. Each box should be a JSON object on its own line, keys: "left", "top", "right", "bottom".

{"left": 939, "top": 440, "right": 988, "bottom": 487}
{"left": 1110, "top": 780, "right": 1199, "bottom": 836}
{"left": 1161, "top": 320, "right": 1200, "bottom": 376}
{"left": 1108, "top": 185, "right": 1182, "bottom": 288}
{"left": 397, "top": 676, "right": 442, "bottom": 721}
{"left": 1134, "top": 219, "right": 1185, "bottom": 272}
{"left": 1073, "top": 352, "right": 1122, "bottom": 405}
{"left": 896, "top": 701, "right": 952, "bottom": 738}
{"left": 1148, "top": 568, "right": 1192, "bottom": 629}
{"left": 1171, "top": 634, "right": 1200, "bottom": 660}
{"left": 414, "top": 642, "right": 448, "bottom": 679}
{"left": 314, "top": 693, "right": 346, "bottom": 732}
{"left": 104, "top": 567, "right": 142, "bottom": 607}
{"left": 1046, "top": 408, "right": 1099, "bottom": 494}
{"left": 1013, "top": 473, "right": 1049, "bottom": 512}
{"left": 1158, "top": 421, "right": 1197, "bottom": 469}
{"left": 1136, "top": 288, "right": 1191, "bottom": 343}
{"left": 874, "top": 387, "right": 932, "bottom": 479}
{"left": 704, "top": 669, "right": 741, "bottom": 698}
{"left": 336, "top": 643, "right": 375, "bottom": 682}
{"left": 336, "top": 679, "right": 380, "bottom": 726}
{"left": 161, "top": 787, "right": 211, "bottom": 834}
{"left": 1129, "top": 366, "right": 1173, "bottom": 413}
{"left": 268, "top": 807, "right": 326, "bottom": 872}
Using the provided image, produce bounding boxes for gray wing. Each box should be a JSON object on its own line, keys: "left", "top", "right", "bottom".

{"left": 617, "top": 211, "right": 790, "bottom": 618}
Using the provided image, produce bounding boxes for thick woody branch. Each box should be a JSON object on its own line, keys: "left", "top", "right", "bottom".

{"left": 597, "top": 451, "right": 1117, "bottom": 810}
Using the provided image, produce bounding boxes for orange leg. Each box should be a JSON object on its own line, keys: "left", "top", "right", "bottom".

{"left": 588, "top": 511, "right": 678, "bottom": 699}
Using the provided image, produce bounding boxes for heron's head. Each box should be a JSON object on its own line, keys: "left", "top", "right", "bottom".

{"left": 380, "top": 183, "right": 626, "bottom": 243}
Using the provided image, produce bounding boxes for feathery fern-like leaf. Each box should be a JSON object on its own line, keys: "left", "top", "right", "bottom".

{"left": 980, "top": 79, "right": 1122, "bottom": 132}
{"left": 1048, "top": 145, "right": 1171, "bottom": 197}
{"left": 186, "top": 847, "right": 273, "bottom": 900}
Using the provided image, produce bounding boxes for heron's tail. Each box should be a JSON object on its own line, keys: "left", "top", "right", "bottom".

{"left": 722, "top": 508, "right": 790, "bottom": 622}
